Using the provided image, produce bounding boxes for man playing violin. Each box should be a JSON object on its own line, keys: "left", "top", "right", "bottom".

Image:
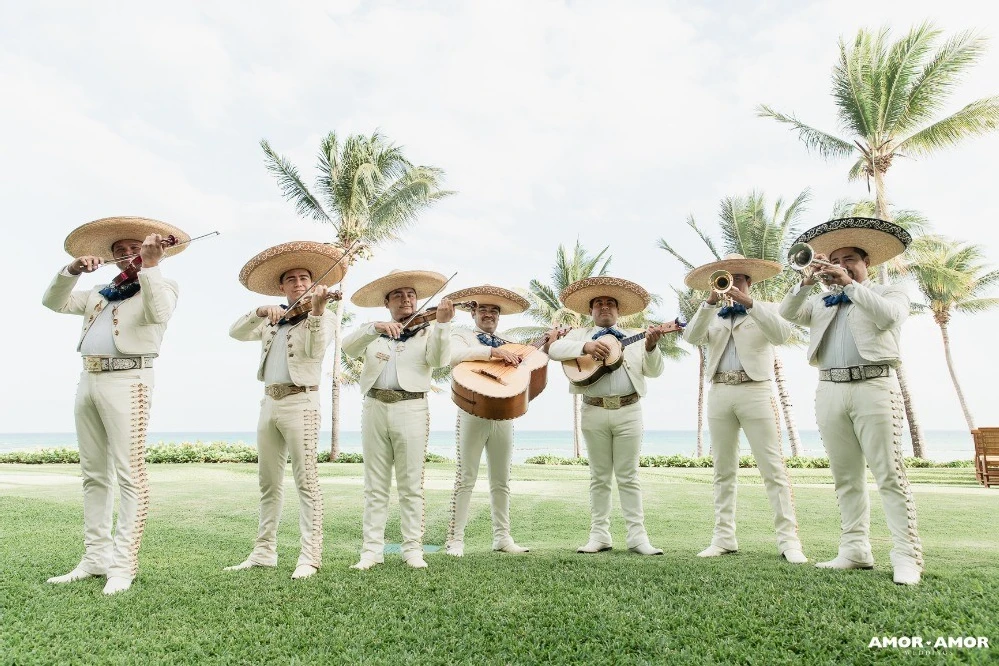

{"left": 682, "top": 255, "right": 807, "bottom": 564}
{"left": 225, "top": 241, "right": 345, "bottom": 580}
{"left": 442, "top": 285, "right": 560, "bottom": 557}
{"left": 779, "top": 218, "right": 923, "bottom": 585}
{"left": 41, "top": 216, "right": 187, "bottom": 595}
{"left": 343, "top": 270, "right": 454, "bottom": 570}
{"left": 547, "top": 277, "right": 666, "bottom": 556}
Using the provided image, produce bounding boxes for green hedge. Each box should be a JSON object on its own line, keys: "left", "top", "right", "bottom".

{"left": 525, "top": 453, "right": 972, "bottom": 469}
{"left": 0, "top": 442, "right": 452, "bottom": 465}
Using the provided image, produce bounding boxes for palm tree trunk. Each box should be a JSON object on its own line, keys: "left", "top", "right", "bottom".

{"left": 773, "top": 354, "right": 801, "bottom": 456}
{"left": 696, "top": 346, "right": 705, "bottom": 457}
{"left": 329, "top": 302, "right": 344, "bottom": 460}
{"left": 572, "top": 394, "right": 583, "bottom": 458}
{"left": 938, "top": 322, "right": 976, "bottom": 431}
{"left": 894, "top": 363, "right": 925, "bottom": 458}
{"left": 872, "top": 175, "right": 928, "bottom": 458}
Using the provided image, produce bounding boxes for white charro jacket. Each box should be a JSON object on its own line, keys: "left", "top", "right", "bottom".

{"left": 683, "top": 301, "right": 791, "bottom": 381}
{"left": 779, "top": 280, "right": 908, "bottom": 367}
{"left": 547, "top": 326, "right": 664, "bottom": 396}
{"left": 449, "top": 327, "right": 495, "bottom": 365}
{"left": 229, "top": 310, "right": 336, "bottom": 387}
{"left": 342, "top": 321, "right": 451, "bottom": 394}
{"left": 42, "top": 266, "right": 179, "bottom": 355}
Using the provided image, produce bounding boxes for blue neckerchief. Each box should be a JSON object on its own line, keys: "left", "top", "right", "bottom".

{"left": 823, "top": 291, "right": 852, "bottom": 307}
{"left": 98, "top": 282, "right": 141, "bottom": 302}
{"left": 476, "top": 332, "right": 504, "bottom": 348}
{"left": 592, "top": 327, "right": 626, "bottom": 340}
{"left": 717, "top": 303, "right": 747, "bottom": 319}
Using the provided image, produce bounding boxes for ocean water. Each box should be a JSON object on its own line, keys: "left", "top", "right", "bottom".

{"left": 0, "top": 430, "right": 974, "bottom": 463}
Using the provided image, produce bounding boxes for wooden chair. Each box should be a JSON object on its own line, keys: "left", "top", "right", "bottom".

{"left": 972, "top": 428, "right": 999, "bottom": 488}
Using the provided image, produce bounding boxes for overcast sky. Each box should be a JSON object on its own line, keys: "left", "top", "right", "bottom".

{"left": 4, "top": 1, "right": 997, "bottom": 452}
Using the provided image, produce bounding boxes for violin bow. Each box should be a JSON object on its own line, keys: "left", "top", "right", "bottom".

{"left": 98, "top": 231, "right": 221, "bottom": 263}
{"left": 399, "top": 271, "right": 458, "bottom": 330}
{"left": 281, "top": 240, "right": 359, "bottom": 314}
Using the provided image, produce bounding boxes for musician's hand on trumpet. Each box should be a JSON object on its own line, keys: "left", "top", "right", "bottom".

{"left": 813, "top": 257, "right": 853, "bottom": 288}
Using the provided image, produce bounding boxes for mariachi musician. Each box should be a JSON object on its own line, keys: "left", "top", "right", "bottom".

{"left": 342, "top": 269, "right": 454, "bottom": 570}
{"left": 42, "top": 216, "right": 187, "bottom": 595}
{"left": 682, "top": 254, "right": 806, "bottom": 564}
{"left": 443, "top": 285, "right": 561, "bottom": 557}
{"left": 224, "top": 241, "right": 345, "bottom": 580}
{"left": 547, "top": 277, "right": 668, "bottom": 556}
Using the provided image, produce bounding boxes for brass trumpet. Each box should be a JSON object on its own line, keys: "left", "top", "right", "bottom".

{"left": 787, "top": 242, "right": 837, "bottom": 289}
{"left": 709, "top": 269, "right": 734, "bottom": 305}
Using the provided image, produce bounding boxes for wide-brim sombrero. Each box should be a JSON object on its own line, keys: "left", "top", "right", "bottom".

{"left": 444, "top": 285, "right": 530, "bottom": 314}
{"left": 684, "top": 254, "right": 782, "bottom": 291}
{"left": 350, "top": 269, "right": 448, "bottom": 308}
{"left": 794, "top": 217, "right": 911, "bottom": 267}
{"left": 239, "top": 241, "right": 348, "bottom": 296}
{"left": 561, "top": 277, "right": 650, "bottom": 317}
{"left": 64, "top": 216, "right": 190, "bottom": 259}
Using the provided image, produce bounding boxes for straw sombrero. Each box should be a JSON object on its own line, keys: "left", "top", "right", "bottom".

{"left": 239, "top": 241, "right": 348, "bottom": 296}
{"left": 794, "top": 217, "right": 911, "bottom": 267}
{"left": 64, "top": 216, "right": 190, "bottom": 259}
{"left": 561, "top": 277, "right": 650, "bottom": 317}
{"left": 684, "top": 254, "right": 782, "bottom": 291}
{"left": 444, "top": 285, "right": 530, "bottom": 314}
{"left": 350, "top": 269, "right": 448, "bottom": 308}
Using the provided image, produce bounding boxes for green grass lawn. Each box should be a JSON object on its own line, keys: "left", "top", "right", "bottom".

{"left": 2, "top": 463, "right": 997, "bottom": 665}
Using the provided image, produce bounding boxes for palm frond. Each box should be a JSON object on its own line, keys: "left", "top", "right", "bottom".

{"left": 686, "top": 215, "right": 722, "bottom": 259}
{"left": 954, "top": 297, "right": 999, "bottom": 315}
{"left": 656, "top": 237, "right": 694, "bottom": 270}
{"left": 260, "top": 139, "right": 331, "bottom": 223}
{"left": 895, "top": 96, "right": 999, "bottom": 156}
{"left": 880, "top": 21, "right": 939, "bottom": 134}
{"left": 756, "top": 105, "right": 856, "bottom": 159}
{"left": 832, "top": 29, "right": 879, "bottom": 140}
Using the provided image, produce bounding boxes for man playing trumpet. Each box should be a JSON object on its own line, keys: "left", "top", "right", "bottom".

{"left": 779, "top": 218, "right": 923, "bottom": 585}
{"left": 683, "top": 255, "right": 806, "bottom": 564}
{"left": 225, "top": 242, "right": 344, "bottom": 580}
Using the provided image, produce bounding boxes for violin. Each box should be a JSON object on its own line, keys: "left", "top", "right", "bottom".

{"left": 401, "top": 301, "right": 477, "bottom": 335}
{"left": 109, "top": 235, "right": 179, "bottom": 288}
{"left": 279, "top": 290, "right": 344, "bottom": 326}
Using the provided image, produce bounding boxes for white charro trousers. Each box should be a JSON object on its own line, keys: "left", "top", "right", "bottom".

{"left": 248, "top": 392, "right": 323, "bottom": 568}
{"left": 446, "top": 411, "right": 515, "bottom": 550}
{"left": 581, "top": 401, "right": 651, "bottom": 548}
{"left": 706, "top": 381, "right": 801, "bottom": 555}
{"left": 359, "top": 397, "right": 430, "bottom": 562}
{"left": 74, "top": 369, "right": 153, "bottom": 581}
{"left": 815, "top": 376, "right": 923, "bottom": 570}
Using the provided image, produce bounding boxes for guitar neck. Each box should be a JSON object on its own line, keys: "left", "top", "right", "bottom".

{"left": 619, "top": 332, "right": 646, "bottom": 348}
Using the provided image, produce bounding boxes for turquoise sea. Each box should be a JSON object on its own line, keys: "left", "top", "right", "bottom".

{"left": 0, "top": 430, "right": 974, "bottom": 463}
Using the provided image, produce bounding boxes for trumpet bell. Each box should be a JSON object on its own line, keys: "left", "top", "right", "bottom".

{"left": 788, "top": 242, "right": 814, "bottom": 271}
{"left": 709, "top": 270, "right": 733, "bottom": 293}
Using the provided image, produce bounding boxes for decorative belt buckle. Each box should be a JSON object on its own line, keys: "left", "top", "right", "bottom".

{"left": 380, "top": 390, "right": 402, "bottom": 404}
{"left": 267, "top": 385, "right": 291, "bottom": 400}
{"left": 723, "top": 372, "right": 741, "bottom": 386}
{"left": 84, "top": 357, "right": 103, "bottom": 373}
{"left": 603, "top": 396, "right": 621, "bottom": 410}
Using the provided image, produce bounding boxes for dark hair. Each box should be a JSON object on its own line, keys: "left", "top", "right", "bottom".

{"left": 280, "top": 268, "right": 312, "bottom": 283}
{"left": 589, "top": 296, "right": 618, "bottom": 309}
{"left": 834, "top": 247, "right": 868, "bottom": 260}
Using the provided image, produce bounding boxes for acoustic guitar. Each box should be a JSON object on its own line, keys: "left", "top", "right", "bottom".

{"left": 451, "top": 330, "right": 565, "bottom": 421}
{"left": 561, "top": 320, "right": 684, "bottom": 387}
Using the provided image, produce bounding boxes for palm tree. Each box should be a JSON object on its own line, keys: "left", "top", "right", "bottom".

{"left": 510, "top": 241, "right": 685, "bottom": 457}
{"left": 672, "top": 286, "right": 708, "bottom": 456}
{"left": 659, "top": 190, "right": 810, "bottom": 456}
{"left": 903, "top": 236, "right": 999, "bottom": 432}
{"left": 758, "top": 22, "right": 999, "bottom": 222}
{"left": 261, "top": 131, "right": 453, "bottom": 458}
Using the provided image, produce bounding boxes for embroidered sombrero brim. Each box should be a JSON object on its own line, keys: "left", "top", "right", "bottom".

{"left": 561, "top": 277, "right": 650, "bottom": 317}
{"left": 444, "top": 285, "right": 530, "bottom": 314}
{"left": 794, "top": 217, "right": 911, "bottom": 267}
{"left": 684, "top": 257, "right": 783, "bottom": 291}
{"left": 64, "top": 216, "right": 190, "bottom": 259}
{"left": 239, "top": 241, "right": 348, "bottom": 296}
{"left": 350, "top": 269, "right": 449, "bottom": 308}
